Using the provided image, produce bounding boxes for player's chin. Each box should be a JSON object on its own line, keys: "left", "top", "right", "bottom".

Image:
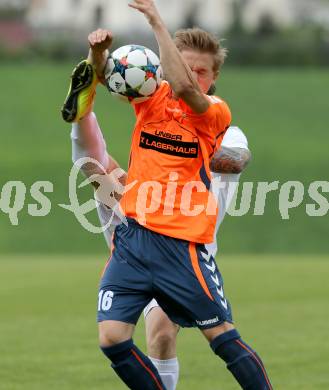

{"left": 201, "top": 83, "right": 213, "bottom": 95}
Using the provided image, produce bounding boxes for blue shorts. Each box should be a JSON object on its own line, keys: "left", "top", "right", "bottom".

{"left": 97, "top": 218, "right": 233, "bottom": 329}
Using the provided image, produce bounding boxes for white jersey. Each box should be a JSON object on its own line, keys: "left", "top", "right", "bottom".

{"left": 97, "top": 126, "right": 249, "bottom": 255}
{"left": 205, "top": 126, "right": 249, "bottom": 257}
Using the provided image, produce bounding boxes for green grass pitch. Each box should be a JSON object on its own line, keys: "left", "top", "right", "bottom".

{"left": 1, "top": 255, "right": 329, "bottom": 389}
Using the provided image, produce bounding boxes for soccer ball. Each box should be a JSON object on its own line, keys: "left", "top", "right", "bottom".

{"left": 105, "top": 45, "right": 163, "bottom": 103}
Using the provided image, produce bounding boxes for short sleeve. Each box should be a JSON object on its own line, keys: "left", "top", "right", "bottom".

{"left": 185, "top": 96, "right": 231, "bottom": 139}
{"left": 221, "top": 126, "right": 249, "bottom": 150}
{"left": 184, "top": 96, "right": 231, "bottom": 157}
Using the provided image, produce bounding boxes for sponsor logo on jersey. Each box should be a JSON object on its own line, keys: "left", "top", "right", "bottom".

{"left": 154, "top": 130, "right": 183, "bottom": 141}
{"left": 139, "top": 131, "right": 198, "bottom": 158}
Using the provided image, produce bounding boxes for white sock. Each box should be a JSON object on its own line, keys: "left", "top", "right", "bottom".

{"left": 149, "top": 357, "right": 179, "bottom": 390}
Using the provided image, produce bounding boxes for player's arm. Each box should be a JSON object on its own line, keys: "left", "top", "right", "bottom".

{"left": 210, "top": 146, "right": 251, "bottom": 174}
{"left": 87, "top": 29, "right": 113, "bottom": 82}
{"left": 71, "top": 112, "right": 126, "bottom": 182}
{"left": 128, "top": 0, "right": 209, "bottom": 114}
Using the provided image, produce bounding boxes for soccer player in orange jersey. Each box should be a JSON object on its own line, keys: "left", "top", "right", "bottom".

{"left": 62, "top": 1, "right": 272, "bottom": 389}
{"left": 70, "top": 112, "right": 251, "bottom": 390}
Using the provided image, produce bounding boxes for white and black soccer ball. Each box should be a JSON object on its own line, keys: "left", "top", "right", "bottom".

{"left": 105, "top": 45, "right": 163, "bottom": 103}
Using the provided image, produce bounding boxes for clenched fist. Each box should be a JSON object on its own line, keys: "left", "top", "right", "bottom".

{"left": 88, "top": 29, "right": 113, "bottom": 54}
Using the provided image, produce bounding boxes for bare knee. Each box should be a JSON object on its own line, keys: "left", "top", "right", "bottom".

{"left": 145, "top": 308, "right": 179, "bottom": 359}
{"left": 202, "top": 321, "right": 235, "bottom": 343}
{"left": 99, "top": 320, "right": 135, "bottom": 347}
{"left": 148, "top": 327, "right": 177, "bottom": 357}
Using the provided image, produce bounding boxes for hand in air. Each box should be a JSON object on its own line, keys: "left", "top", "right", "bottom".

{"left": 88, "top": 29, "right": 113, "bottom": 53}
{"left": 128, "top": 0, "right": 161, "bottom": 26}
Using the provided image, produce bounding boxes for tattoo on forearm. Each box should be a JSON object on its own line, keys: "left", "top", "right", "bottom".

{"left": 210, "top": 146, "right": 251, "bottom": 174}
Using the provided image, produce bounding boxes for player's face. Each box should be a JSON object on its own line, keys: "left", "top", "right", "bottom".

{"left": 181, "top": 50, "right": 217, "bottom": 94}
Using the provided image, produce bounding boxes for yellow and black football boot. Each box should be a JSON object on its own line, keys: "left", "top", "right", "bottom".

{"left": 61, "top": 60, "right": 99, "bottom": 123}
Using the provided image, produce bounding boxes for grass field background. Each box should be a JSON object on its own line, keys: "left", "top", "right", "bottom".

{"left": 1, "top": 255, "right": 329, "bottom": 390}
{"left": 0, "top": 63, "right": 328, "bottom": 254}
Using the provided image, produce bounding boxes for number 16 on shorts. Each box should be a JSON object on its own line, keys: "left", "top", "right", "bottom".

{"left": 98, "top": 290, "right": 114, "bottom": 311}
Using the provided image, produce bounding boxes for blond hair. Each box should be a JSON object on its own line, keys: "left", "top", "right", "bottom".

{"left": 174, "top": 27, "right": 227, "bottom": 74}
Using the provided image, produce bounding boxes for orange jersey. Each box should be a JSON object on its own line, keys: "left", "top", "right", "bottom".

{"left": 120, "top": 81, "right": 231, "bottom": 243}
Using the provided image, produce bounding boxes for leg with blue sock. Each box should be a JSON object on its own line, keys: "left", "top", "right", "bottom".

{"left": 210, "top": 329, "right": 273, "bottom": 389}
{"left": 101, "top": 339, "right": 167, "bottom": 390}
